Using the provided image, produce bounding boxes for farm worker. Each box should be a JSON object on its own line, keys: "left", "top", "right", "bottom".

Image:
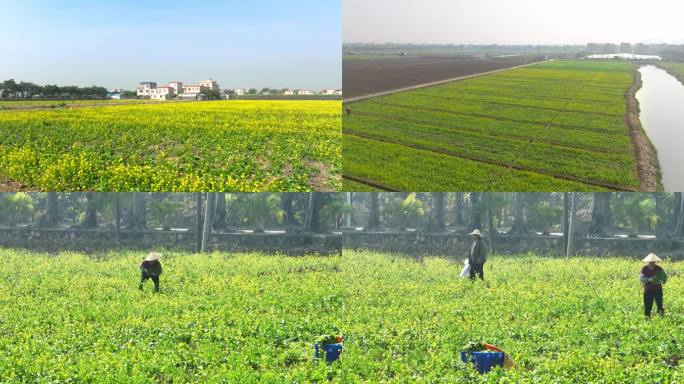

{"left": 139, "top": 252, "right": 163, "bottom": 293}
{"left": 346, "top": 107, "right": 352, "bottom": 116}
{"left": 468, "top": 229, "right": 487, "bottom": 280}
{"left": 639, "top": 253, "right": 667, "bottom": 319}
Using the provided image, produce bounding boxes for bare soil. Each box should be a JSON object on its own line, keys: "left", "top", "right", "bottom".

{"left": 0, "top": 178, "right": 33, "bottom": 192}
{"left": 343, "top": 56, "right": 538, "bottom": 99}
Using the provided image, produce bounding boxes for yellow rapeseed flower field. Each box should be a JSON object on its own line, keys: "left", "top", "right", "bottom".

{"left": 0, "top": 100, "right": 341, "bottom": 191}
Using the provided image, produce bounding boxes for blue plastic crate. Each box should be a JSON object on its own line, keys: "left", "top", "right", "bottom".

{"left": 314, "top": 343, "right": 343, "bottom": 363}
{"left": 460, "top": 351, "right": 504, "bottom": 373}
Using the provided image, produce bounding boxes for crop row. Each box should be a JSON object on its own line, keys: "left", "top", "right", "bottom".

{"left": 343, "top": 135, "right": 602, "bottom": 191}
{"left": 345, "top": 116, "right": 636, "bottom": 189}
{"left": 0, "top": 101, "right": 341, "bottom": 191}
{"left": 349, "top": 107, "right": 631, "bottom": 154}
{"left": 343, "top": 60, "right": 639, "bottom": 190}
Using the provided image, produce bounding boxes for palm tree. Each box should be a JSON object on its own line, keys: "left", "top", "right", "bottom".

{"left": 235, "top": 194, "right": 285, "bottom": 233}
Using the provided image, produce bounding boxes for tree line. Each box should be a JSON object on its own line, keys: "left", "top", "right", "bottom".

{"left": 0, "top": 79, "right": 109, "bottom": 100}
{"left": 350, "top": 192, "right": 684, "bottom": 238}
{"left": 2, "top": 192, "right": 683, "bottom": 249}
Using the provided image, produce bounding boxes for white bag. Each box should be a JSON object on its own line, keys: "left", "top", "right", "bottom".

{"left": 459, "top": 259, "right": 471, "bottom": 278}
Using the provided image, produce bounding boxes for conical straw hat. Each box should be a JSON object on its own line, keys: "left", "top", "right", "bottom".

{"left": 642, "top": 253, "right": 661, "bottom": 263}
{"left": 469, "top": 229, "right": 482, "bottom": 237}
{"left": 145, "top": 252, "right": 162, "bottom": 262}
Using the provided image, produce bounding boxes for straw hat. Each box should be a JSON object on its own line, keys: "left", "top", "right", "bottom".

{"left": 469, "top": 229, "right": 482, "bottom": 237}
{"left": 642, "top": 253, "right": 662, "bottom": 263}
{"left": 144, "top": 252, "right": 162, "bottom": 262}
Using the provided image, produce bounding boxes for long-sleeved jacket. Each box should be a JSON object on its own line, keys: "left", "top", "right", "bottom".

{"left": 640, "top": 265, "right": 666, "bottom": 292}
{"left": 469, "top": 238, "right": 487, "bottom": 264}
{"left": 140, "top": 260, "right": 163, "bottom": 276}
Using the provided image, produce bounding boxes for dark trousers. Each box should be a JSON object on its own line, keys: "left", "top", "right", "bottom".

{"left": 644, "top": 290, "right": 664, "bottom": 317}
{"left": 469, "top": 262, "right": 484, "bottom": 280}
{"left": 140, "top": 272, "right": 160, "bottom": 292}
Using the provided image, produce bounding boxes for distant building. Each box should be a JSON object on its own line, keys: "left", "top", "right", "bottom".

{"left": 198, "top": 79, "right": 220, "bottom": 92}
{"left": 282, "top": 89, "right": 295, "bottom": 96}
{"left": 634, "top": 43, "right": 649, "bottom": 55}
{"left": 320, "top": 89, "right": 336, "bottom": 95}
{"left": 602, "top": 43, "right": 618, "bottom": 54}
{"left": 149, "top": 87, "right": 174, "bottom": 100}
{"left": 136, "top": 82, "right": 157, "bottom": 98}
{"left": 620, "top": 42, "right": 632, "bottom": 54}
{"left": 234, "top": 88, "right": 246, "bottom": 96}
{"left": 136, "top": 79, "right": 220, "bottom": 100}
{"left": 297, "top": 90, "right": 314, "bottom": 96}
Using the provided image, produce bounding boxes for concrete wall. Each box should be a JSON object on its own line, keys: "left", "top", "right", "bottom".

{"left": 343, "top": 231, "right": 684, "bottom": 260}
{"left": 1, "top": 228, "right": 681, "bottom": 260}
{"left": 0, "top": 228, "right": 342, "bottom": 256}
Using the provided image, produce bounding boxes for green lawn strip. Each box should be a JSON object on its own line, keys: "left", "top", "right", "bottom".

{"left": 344, "top": 118, "right": 637, "bottom": 188}
{"left": 346, "top": 112, "right": 629, "bottom": 155}
{"left": 343, "top": 135, "right": 602, "bottom": 191}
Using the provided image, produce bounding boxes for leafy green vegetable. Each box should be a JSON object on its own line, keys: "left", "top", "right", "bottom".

{"left": 344, "top": 60, "right": 644, "bottom": 191}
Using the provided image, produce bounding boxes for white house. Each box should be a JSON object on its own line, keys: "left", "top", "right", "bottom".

{"left": 136, "top": 82, "right": 157, "bottom": 97}
{"left": 136, "top": 79, "right": 220, "bottom": 100}
{"left": 297, "top": 89, "right": 315, "bottom": 96}
{"left": 198, "top": 79, "right": 220, "bottom": 92}
{"left": 321, "top": 89, "right": 336, "bottom": 95}
{"left": 234, "top": 88, "right": 246, "bottom": 96}
{"left": 167, "top": 82, "right": 183, "bottom": 95}
{"left": 149, "top": 87, "right": 174, "bottom": 100}
{"left": 282, "top": 89, "right": 295, "bottom": 96}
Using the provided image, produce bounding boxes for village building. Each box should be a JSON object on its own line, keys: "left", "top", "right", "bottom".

{"left": 136, "top": 79, "right": 220, "bottom": 100}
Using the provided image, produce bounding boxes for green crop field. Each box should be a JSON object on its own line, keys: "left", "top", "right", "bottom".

{"left": 1, "top": 250, "right": 682, "bottom": 383}
{"left": 0, "top": 99, "right": 161, "bottom": 109}
{"left": 660, "top": 62, "right": 684, "bottom": 85}
{"left": 0, "top": 100, "right": 340, "bottom": 191}
{"left": 343, "top": 60, "right": 644, "bottom": 191}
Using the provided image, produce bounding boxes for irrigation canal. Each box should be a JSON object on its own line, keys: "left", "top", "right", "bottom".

{"left": 636, "top": 65, "right": 684, "bottom": 191}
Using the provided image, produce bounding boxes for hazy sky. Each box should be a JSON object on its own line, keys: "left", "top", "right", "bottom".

{"left": 0, "top": 0, "right": 341, "bottom": 89}
{"left": 344, "top": 0, "right": 684, "bottom": 45}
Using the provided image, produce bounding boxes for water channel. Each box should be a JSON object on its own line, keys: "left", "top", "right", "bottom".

{"left": 636, "top": 65, "right": 684, "bottom": 191}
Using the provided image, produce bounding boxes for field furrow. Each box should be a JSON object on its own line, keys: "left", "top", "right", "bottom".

{"left": 343, "top": 60, "right": 643, "bottom": 190}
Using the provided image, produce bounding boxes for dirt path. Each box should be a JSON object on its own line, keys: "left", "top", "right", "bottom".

{"left": 342, "top": 175, "right": 397, "bottom": 192}
{"left": 343, "top": 60, "right": 548, "bottom": 103}
{"left": 0, "top": 100, "right": 185, "bottom": 112}
{"left": 625, "top": 67, "right": 662, "bottom": 191}
{"left": 0, "top": 179, "right": 34, "bottom": 192}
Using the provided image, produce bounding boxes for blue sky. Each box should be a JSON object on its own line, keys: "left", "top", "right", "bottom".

{"left": 0, "top": 0, "right": 341, "bottom": 89}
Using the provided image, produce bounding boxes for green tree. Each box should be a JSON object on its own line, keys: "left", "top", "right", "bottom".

{"left": 0, "top": 193, "right": 34, "bottom": 226}
{"left": 234, "top": 194, "right": 285, "bottom": 232}
{"left": 382, "top": 193, "right": 424, "bottom": 230}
